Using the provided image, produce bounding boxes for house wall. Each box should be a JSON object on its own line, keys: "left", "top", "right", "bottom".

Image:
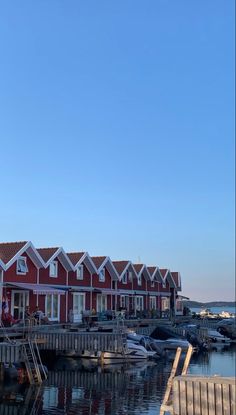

{"left": 4, "top": 253, "right": 38, "bottom": 284}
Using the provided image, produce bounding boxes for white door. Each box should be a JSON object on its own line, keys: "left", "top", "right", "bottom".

{"left": 73, "top": 293, "right": 85, "bottom": 322}
{"left": 11, "top": 290, "right": 29, "bottom": 320}
{"left": 97, "top": 294, "right": 107, "bottom": 312}
{"left": 135, "top": 296, "right": 144, "bottom": 312}
{"left": 150, "top": 296, "right": 156, "bottom": 310}
{"left": 45, "top": 294, "right": 60, "bottom": 321}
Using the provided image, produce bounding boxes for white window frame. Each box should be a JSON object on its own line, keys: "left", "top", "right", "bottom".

{"left": 151, "top": 280, "right": 155, "bottom": 288}
{"left": 149, "top": 296, "right": 156, "bottom": 310}
{"left": 97, "top": 294, "right": 107, "bottom": 312}
{"left": 49, "top": 261, "right": 58, "bottom": 278}
{"left": 128, "top": 271, "right": 132, "bottom": 281}
{"left": 16, "top": 256, "right": 28, "bottom": 275}
{"left": 122, "top": 271, "right": 128, "bottom": 284}
{"left": 11, "top": 290, "right": 29, "bottom": 320}
{"left": 161, "top": 297, "right": 170, "bottom": 311}
{"left": 45, "top": 294, "right": 60, "bottom": 321}
{"left": 135, "top": 295, "right": 144, "bottom": 311}
{"left": 99, "top": 268, "right": 105, "bottom": 282}
{"left": 76, "top": 265, "right": 84, "bottom": 280}
{"left": 137, "top": 275, "right": 142, "bottom": 286}
{"left": 120, "top": 295, "right": 129, "bottom": 310}
{"left": 73, "top": 293, "right": 85, "bottom": 314}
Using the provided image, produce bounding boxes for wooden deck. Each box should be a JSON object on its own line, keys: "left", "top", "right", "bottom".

{"left": 173, "top": 375, "right": 236, "bottom": 415}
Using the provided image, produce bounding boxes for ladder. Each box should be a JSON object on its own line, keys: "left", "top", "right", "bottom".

{"left": 23, "top": 338, "right": 47, "bottom": 385}
{"left": 160, "top": 345, "right": 193, "bottom": 415}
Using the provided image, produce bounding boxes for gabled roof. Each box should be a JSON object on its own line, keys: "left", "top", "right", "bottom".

{"left": 112, "top": 261, "right": 137, "bottom": 281}
{"left": 133, "top": 264, "right": 151, "bottom": 281}
{"left": 171, "top": 271, "right": 182, "bottom": 291}
{"left": 37, "top": 247, "right": 74, "bottom": 271}
{"left": 0, "top": 241, "right": 28, "bottom": 264}
{"left": 147, "top": 266, "right": 164, "bottom": 283}
{"left": 91, "top": 256, "right": 119, "bottom": 280}
{"left": 0, "top": 241, "right": 44, "bottom": 270}
{"left": 67, "top": 252, "right": 97, "bottom": 274}
{"left": 160, "top": 269, "right": 177, "bottom": 289}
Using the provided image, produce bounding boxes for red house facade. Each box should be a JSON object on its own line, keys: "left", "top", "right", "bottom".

{"left": 0, "top": 241, "right": 184, "bottom": 324}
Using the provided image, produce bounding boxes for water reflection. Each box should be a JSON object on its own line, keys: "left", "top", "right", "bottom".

{"left": 0, "top": 345, "right": 235, "bottom": 415}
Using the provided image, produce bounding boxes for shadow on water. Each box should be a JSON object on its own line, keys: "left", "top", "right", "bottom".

{"left": 0, "top": 344, "right": 235, "bottom": 415}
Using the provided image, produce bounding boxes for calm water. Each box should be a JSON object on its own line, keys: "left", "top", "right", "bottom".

{"left": 0, "top": 345, "right": 235, "bottom": 415}
{"left": 190, "top": 306, "right": 236, "bottom": 314}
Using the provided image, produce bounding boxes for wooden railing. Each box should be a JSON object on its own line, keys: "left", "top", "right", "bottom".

{"left": 173, "top": 375, "right": 235, "bottom": 415}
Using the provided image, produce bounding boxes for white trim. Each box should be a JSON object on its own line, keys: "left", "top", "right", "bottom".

{"left": 45, "top": 293, "right": 60, "bottom": 321}
{"left": 99, "top": 268, "right": 105, "bottom": 282}
{"left": 11, "top": 290, "right": 29, "bottom": 319}
{"left": 49, "top": 260, "right": 58, "bottom": 278}
{"left": 76, "top": 265, "right": 84, "bottom": 280}
{"left": 5, "top": 241, "right": 44, "bottom": 270}
{"left": 16, "top": 256, "right": 28, "bottom": 275}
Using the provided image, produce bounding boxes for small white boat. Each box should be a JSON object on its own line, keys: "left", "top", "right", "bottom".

{"left": 207, "top": 329, "right": 231, "bottom": 345}
{"left": 62, "top": 339, "right": 158, "bottom": 363}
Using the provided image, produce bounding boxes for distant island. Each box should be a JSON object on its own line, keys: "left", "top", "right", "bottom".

{"left": 183, "top": 300, "right": 236, "bottom": 308}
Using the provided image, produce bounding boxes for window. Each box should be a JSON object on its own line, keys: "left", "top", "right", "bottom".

{"left": 112, "top": 281, "right": 116, "bottom": 290}
{"left": 49, "top": 261, "right": 58, "bottom": 278}
{"left": 122, "top": 271, "right": 127, "bottom": 284}
{"left": 99, "top": 269, "right": 105, "bottom": 282}
{"left": 161, "top": 297, "right": 170, "bottom": 311}
{"left": 162, "top": 281, "right": 166, "bottom": 288}
{"left": 0, "top": 270, "right": 3, "bottom": 283}
{"left": 16, "top": 257, "right": 28, "bottom": 274}
{"left": 151, "top": 281, "right": 155, "bottom": 288}
{"left": 45, "top": 294, "right": 59, "bottom": 320}
{"left": 137, "top": 276, "right": 142, "bottom": 286}
{"left": 76, "top": 265, "right": 84, "bottom": 280}
{"left": 128, "top": 271, "right": 132, "bottom": 281}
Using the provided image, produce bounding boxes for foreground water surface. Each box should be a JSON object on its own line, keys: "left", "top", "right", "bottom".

{"left": 0, "top": 344, "right": 235, "bottom": 415}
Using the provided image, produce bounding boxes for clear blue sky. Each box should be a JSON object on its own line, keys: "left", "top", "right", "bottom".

{"left": 0, "top": 1, "right": 235, "bottom": 301}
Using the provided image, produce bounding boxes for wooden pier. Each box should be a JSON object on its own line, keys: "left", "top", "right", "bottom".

{"left": 173, "top": 375, "right": 235, "bottom": 415}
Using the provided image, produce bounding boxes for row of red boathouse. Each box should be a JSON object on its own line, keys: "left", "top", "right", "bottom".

{"left": 0, "top": 241, "right": 184, "bottom": 323}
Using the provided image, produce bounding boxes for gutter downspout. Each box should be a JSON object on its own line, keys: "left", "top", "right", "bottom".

{"left": 36, "top": 267, "right": 39, "bottom": 307}
{"left": 90, "top": 272, "right": 93, "bottom": 312}
{"left": 66, "top": 271, "right": 68, "bottom": 322}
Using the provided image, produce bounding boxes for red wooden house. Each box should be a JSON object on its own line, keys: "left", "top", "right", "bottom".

{"left": 159, "top": 269, "right": 177, "bottom": 316}
{"left": 67, "top": 251, "right": 97, "bottom": 321}
{"left": 0, "top": 241, "right": 45, "bottom": 321}
{"left": 112, "top": 260, "right": 137, "bottom": 313}
{"left": 90, "top": 256, "right": 119, "bottom": 312}
{"left": 146, "top": 266, "right": 164, "bottom": 312}
{"left": 37, "top": 247, "right": 74, "bottom": 322}
{"left": 133, "top": 264, "right": 151, "bottom": 314}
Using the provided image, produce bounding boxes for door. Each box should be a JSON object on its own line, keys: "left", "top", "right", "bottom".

{"left": 97, "top": 294, "right": 107, "bottom": 312}
{"left": 11, "top": 290, "right": 29, "bottom": 320}
{"left": 45, "top": 294, "right": 60, "bottom": 321}
{"left": 135, "top": 296, "right": 144, "bottom": 312}
{"left": 73, "top": 293, "right": 85, "bottom": 322}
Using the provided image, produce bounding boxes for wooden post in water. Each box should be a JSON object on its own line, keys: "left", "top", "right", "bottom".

{"left": 160, "top": 345, "right": 193, "bottom": 415}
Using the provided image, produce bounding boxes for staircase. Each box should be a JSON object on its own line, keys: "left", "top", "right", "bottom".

{"left": 23, "top": 338, "right": 47, "bottom": 385}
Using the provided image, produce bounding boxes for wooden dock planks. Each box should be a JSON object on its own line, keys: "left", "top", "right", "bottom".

{"left": 173, "top": 375, "right": 235, "bottom": 415}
